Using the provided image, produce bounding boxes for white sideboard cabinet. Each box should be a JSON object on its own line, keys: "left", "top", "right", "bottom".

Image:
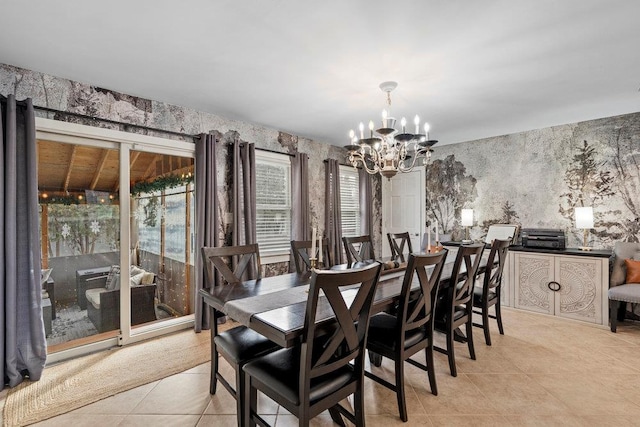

{"left": 509, "top": 249, "right": 610, "bottom": 326}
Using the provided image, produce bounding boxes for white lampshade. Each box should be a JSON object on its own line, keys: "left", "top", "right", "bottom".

{"left": 461, "top": 209, "right": 474, "bottom": 227}
{"left": 575, "top": 207, "right": 594, "bottom": 229}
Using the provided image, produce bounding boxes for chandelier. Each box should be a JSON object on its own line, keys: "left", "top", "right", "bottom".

{"left": 346, "top": 81, "right": 438, "bottom": 179}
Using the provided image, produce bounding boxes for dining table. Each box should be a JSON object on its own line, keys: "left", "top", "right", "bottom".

{"left": 199, "top": 246, "right": 490, "bottom": 348}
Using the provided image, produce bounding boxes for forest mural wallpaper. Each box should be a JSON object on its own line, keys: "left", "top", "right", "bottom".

{"left": 0, "top": 63, "right": 376, "bottom": 276}
{"left": 2, "top": 62, "right": 639, "bottom": 256}
{"left": 427, "top": 112, "right": 640, "bottom": 249}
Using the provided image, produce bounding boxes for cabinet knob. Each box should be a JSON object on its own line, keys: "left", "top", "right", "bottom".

{"left": 547, "top": 281, "right": 561, "bottom": 292}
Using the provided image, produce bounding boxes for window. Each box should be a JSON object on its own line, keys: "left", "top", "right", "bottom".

{"left": 256, "top": 151, "right": 291, "bottom": 255}
{"left": 339, "top": 166, "right": 360, "bottom": 237}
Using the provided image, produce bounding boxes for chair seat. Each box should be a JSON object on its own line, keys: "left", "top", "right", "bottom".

{"left": 608, "top": 284, "right": 640, "bottom": 304}
{"left": 367, "top": 313, "right": 427, "bottom": 350}
{"left": 214, "top": 326, "right": 280, "bottom": 364}
{"left": 473, "top": 286, "right": 497, "bottom": 305}
{"left": 435, "top": 306, "right": 467, "bottom": 329}
{"left": 243, "top": 347, "right": 355, "bottom": 406}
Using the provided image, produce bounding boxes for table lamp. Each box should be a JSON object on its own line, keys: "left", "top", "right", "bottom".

{"left": 575, "top": 206, "right": 594, "bottom": 251}
{"left": 461, "top": 209, "right": 474, "bottom": 244}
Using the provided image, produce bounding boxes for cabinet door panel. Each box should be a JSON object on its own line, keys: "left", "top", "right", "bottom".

{"left": 514, "top": 253, "right": 554, "bottom": 315}
{"left": 555, "top": 256, "right": 602, "bottom": 324}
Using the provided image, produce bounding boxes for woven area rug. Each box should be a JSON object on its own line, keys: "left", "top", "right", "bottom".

{"left": 3, "top": 328, "right": 212, "bottom": 426}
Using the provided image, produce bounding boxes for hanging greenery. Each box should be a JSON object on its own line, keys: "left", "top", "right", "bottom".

{"left": 143, "top": 195, "right": 160, "bottom": 227}
{"left": 131, "top": 173, "right": 194, "bottom": 196}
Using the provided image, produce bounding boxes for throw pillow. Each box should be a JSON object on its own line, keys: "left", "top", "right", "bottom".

{"left": 141, "top": 272, "right": 155, "bottom": 285}
{"left": 624, "top": 259, "right": 640, "bottom": 283}
{"left": 130, "top": 272, "right": 145, "bottom": 286}
{"left": 105, "top": 265, "right": 120, "bottom": 290}
{"left": 40, "top": 268, "right": 53, "bottom": 286}
{"left": 130, "top": 265, "right": 145, "bottom": 276}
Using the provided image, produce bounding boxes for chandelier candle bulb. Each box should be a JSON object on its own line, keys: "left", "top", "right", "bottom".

{"left": 414, "top": 115, "right": 420, "bottom": 133}
{"left": 424, "top": 123, "right": 430, "bottom": 140}
{"left": 359, "top": 122, "right": 364, "bottom": 139}
{"left": 369, "top": 120, "right": 374, "bottom": 138}
{"left": 401, "top": 117, "right": 407, "bottom": 133}
{"left": 382, "top": 109, "right": 388, "bottom": 128}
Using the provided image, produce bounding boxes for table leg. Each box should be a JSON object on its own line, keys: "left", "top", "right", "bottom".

{"left": 368, "top": 350, "right": 383, "bottom": 367}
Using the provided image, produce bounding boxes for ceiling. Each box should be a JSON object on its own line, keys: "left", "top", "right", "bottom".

{"left": 37, "top": 140, "right": 193, "bottom": 195}
{"left": 2, "top": 1, "right": 639, "bottom": 146}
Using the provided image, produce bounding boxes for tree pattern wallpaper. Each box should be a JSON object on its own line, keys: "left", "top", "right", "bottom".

{"left": 428, "top": 112, "right": 640, "bottom": 249}
{"left": 2, "top": 63, "right": 638, "bottom": 253}
{"left": 0, "top": 63, "right": 359, "bottom": 275}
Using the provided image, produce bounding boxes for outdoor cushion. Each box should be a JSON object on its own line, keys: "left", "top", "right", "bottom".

{"left": 85, "top": 287, "right": 109, "bottom": 310}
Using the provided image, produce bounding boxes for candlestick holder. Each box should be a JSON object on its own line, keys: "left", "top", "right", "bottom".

{"left": 431, "top": 241, "right": 443, "bottom": 253}
{"left": 309, "top": 258, "right": 318, "bottom": 269}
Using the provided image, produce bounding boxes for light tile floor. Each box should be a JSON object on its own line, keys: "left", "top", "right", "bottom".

{"left": 31, "top": 308, "right": 640, "bottom": 426}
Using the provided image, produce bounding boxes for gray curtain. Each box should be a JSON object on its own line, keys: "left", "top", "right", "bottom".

{"left": 325, "top": 159, "right": 343, "bottom": 264}
{"left": 290, "top": 152, "right": 310, "bottom": 271}
{"left": 1, "top": 95, "right": 47, "bottom": 388}
{"left": 194, "top": 132, "right": 219, "bottom": 332}
{"left": 358, "top": 168, "right": 373, "bottom": 238}
{"left": 232, "top": 140, "right": 257, "bottom": 277}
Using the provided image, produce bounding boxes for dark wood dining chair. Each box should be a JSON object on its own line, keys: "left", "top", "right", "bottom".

{"left": 342, "top": 234, "right": 375, "bottom": 264}
{"left": 201, "top": 244, "right": 280, "bottom": 427}
{"left": 290, "top": 238, "right": 332, "bottom": 273}
{"left": 242, "top": 262, "right": 383, "bottom": 427}
{"left": 434, "top": 244, "right": 484, "bottom": 377}
{"left": 387, "top": 232, "right": 413, "bottom": 262}
{"left": 473, "top": 238, "right": 510, "bottom": 345}
{"left": 365, "top": 250, "right": 448, "bottom": 422}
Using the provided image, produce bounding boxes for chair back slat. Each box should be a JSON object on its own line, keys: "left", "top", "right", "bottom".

{"left": 201, "top": 244, "right": 261, "bottom": 286}
{"left": 450, "top": 244, "right": 484, "bottom": 306}
{"left": 483, "top": 238, "right": 510, "bottom": 295}
{"left": 387, "top": 232, "right": 414, "bottom": 262}
{"left": 291, "top": 239, "right": 332, "bottom": 273}
{"left": 400, "top": 251, "right": 448, "bottom": 334}
{"left": 301, "top": 263, "right": 381, "bottom": 383}
{"left": 342, "top": 235, "right": 375, "bottom": 264}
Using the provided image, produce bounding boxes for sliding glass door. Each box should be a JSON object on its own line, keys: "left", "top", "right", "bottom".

{"left": 130, "top": 150, "right": 195, "bottom": 333}
{"left": 37, "top": 119, "right": 196, "bottom": 358}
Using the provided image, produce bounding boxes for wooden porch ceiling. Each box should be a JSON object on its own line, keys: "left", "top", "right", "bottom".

{"left": 37, "top": 139, "right": 194, "bottom": 195}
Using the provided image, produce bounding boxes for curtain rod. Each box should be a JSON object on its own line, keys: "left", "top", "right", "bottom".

{"left": 235, "top": 141, "right": 296, "bottom": 158}
{"left": 33, "top": 104, "right": 199, "bottom": 140}
{"left": 34, "top": 105, "right": 299, "bottom": 157}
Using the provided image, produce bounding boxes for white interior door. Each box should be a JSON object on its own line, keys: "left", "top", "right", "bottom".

{"left": 381, "top": 169, "right": 425, "bottom": 257}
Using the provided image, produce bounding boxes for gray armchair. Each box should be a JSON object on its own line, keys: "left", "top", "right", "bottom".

{"left": 608, "top": 242, "right": 640, "bottom": 332}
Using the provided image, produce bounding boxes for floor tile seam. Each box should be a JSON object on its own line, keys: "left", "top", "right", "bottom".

{"left": 455, "top": 347, "right": 527, "bottom": 375}
{"left": 517, "top": 372, "right": 591, "bottom": 417}
{"left": 406, "top": 382, "right": 430, "bottom": 416}
{"left": 426, "top": 413, "right": 511, "bottom": 422}
{"left": 464, "top": 372, "right": 579, "bottom": 417}
{"left": 591, "top": 347, "right": 640, "bottom": 372}
{"left": 457, "top": 372, "right": 505, "bottom": 415}
{"left": 119, "top": 380, "right": 162, "bottom": 416}
{"left": 117, "top": 413, "right": 200, "bottom": 426}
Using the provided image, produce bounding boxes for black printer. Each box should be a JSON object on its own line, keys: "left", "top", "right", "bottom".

{"left": 521, "top": 228, "right": 566, "bottom": 249}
